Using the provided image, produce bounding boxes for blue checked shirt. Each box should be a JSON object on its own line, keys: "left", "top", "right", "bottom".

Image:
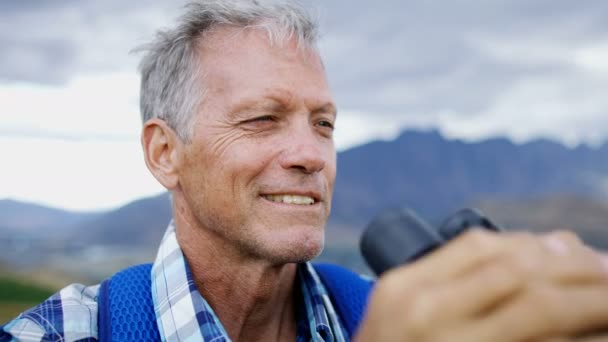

{"left": 1, "top": 222, "right": 348, "bottom": 342}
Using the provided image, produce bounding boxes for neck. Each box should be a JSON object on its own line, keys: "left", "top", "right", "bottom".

{"left": 173, "top": 200, "right": 298, "bottom": 342}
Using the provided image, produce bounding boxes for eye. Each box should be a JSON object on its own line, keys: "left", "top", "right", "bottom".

{"left": 241, "top": 115, "right": 276, "bottom": 125}
{"left": 253, "top": 115, "right": 274, "bottom": 122}
{"left": 317, "top": 120, "right": 335, "bottom": 130}
{"left": 239, "top": 115, "right": 278, "bottom": 132}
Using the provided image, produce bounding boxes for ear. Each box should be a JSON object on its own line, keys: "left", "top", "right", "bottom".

{"left": 141, "top": 118, "right": 182, "bottom": 190}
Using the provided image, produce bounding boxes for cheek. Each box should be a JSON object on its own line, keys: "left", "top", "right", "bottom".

{"left": 325, "top": 148, "right": 337, "bottom": 183}
{"left": 213, "top": 143, "right": 277, "bottom": 195}
{"left": 234, "top": 140, "right": 278, "bottom": 169}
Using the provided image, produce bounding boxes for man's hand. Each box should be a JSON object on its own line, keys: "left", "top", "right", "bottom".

{"left": 354, "top": 230, "right": 608, "bottom": 341}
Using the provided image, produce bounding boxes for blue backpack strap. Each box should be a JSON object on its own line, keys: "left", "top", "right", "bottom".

{"left": 313, "top": 263, "right": 374, "bottom": 338}
{"left": 98, "top": 263, "right": 160, "bottom": 342}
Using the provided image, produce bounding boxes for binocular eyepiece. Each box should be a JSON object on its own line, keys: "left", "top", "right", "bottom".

{"left": 360, "top": 208, "right": 501, "bottom": 275}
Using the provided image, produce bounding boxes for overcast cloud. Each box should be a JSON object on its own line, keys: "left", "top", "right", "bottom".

{"left": 314, "top": 0, "right": 608, "bottom": 145}
{"left": 0, "top": 0, "right": 187, "bottom": 84}
{"left": 1, "top": 0, "right": 607, "bottom": 209}
{"left": 2, "top": 0, "right": 607, "bottom": 143}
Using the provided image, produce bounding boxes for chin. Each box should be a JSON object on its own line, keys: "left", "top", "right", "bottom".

{"left": 289, "top": 239, "right": 325, "bottom": 263}
{"left": 261, "top": 230, "right": 325, "bottom": 264}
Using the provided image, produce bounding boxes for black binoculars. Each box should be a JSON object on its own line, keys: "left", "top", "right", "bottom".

{"left": 360, "top": 208, "right": 502, "bottom": 275}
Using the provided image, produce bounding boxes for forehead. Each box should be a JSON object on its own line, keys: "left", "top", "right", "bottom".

{"left": 199, "top": 24, "right": 322, "bottom": 67}
{"left": 195, "top": 26, "right": 332, "bottom": 109}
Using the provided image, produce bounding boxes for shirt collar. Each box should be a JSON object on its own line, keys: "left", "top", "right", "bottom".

{"left": 150, "top": 221, "right": 346, "bottom": 342}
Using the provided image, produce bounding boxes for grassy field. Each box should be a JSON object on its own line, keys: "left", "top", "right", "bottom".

{"left": 1, "top": 303, "right": 41, "bottom": 325}
{"left": 0, "top": 276, "right": 55, "bottom": 325}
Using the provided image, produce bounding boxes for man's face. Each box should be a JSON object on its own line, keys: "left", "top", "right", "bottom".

{"left": 176, "top": 27, "right": 336, "bottom": 263}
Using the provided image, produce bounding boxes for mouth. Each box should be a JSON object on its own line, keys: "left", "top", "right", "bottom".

{"left": 262, "top": 194, "right": 318, "bottom": 206}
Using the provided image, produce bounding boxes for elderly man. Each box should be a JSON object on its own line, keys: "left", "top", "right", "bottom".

{"left": 3, "top": 1, "right": 608, "bottom": 341}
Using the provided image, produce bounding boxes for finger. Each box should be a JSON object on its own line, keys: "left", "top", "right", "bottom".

{"left": 469, "top": 284, "right": 608, "bottom": 341}
{"left": 575, "top": 335, "right": 608, "bottom": 342}
{"left": 402, "top": 248, "right": 608, "bottom": 325}
{"left": 388, "top": 229, "right": 515, "bottom": 284}
{"left": 543, "top": 230, "right": 592, "bottom": 255}
{"left": 534, "top": 252, "right": 608, "bottom": 285}
{"left": 497, "top": 231, "right": 608, "bottom": 285}
{"left": 403, "top": 260, "right": 525, "bottom": 326}
{"left": 395, "top": 229, "right": 598, "bottom": 285}
{"left": 390, "top": 229, "right": 559, "bottom": 287}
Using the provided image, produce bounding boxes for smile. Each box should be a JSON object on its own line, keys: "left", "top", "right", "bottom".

{"left": 263, "top": 194, "right": 316, "bottom": 205}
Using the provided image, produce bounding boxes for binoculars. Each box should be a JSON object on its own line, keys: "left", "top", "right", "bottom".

{"left": 360, "top": 208, "right": 502, "bottom": 275}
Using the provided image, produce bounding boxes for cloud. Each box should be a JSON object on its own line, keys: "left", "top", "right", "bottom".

{"left": 3, "top": 0, "right": 607, "bottom": 146}
{"left": 0, "top": 136, "right": 165, "bottom": 211}
{"left": 0, "top": 0, "right": 187, "bottom": 85}
{"left": 316, "top": 0, "right": 608, "bottom": 146}
{"left": 2, "top": 0, "right": 608, "bottom": 146}
{"left": 0, "top": 71, "right": 141, "bottom": 140}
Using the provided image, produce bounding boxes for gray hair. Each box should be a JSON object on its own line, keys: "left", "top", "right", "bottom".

{"left": 137, "top": 0, "right": 320, "bottom": 142}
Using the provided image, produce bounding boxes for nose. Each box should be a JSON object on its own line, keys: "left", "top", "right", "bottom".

{"left": 278, "top": 125, "right": 327, "bottom": 174}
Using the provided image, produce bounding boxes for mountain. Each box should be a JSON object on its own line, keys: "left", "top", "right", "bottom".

{"left": 79, "top": 193, "right": 171, "bottom": 246}
{"left": 473, "top": 195, "right": 608, "bottom": 250}
{"left": 330, "top": 130, "right": 608, "bottom": 228}
{"left": 0, "top": 199, "right": 98, "bottom": 238}
{"left": 0, "top": 194, "right": 171, "bottom": 280}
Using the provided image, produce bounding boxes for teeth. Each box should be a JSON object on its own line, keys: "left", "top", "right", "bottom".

{"left": 264, "top": 194, "right": 315, "bottom": 205}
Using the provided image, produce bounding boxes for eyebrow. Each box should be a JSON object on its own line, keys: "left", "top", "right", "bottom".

{"left": 231, "top": 91, "right": 337, "bottom": 117}
{"left": 230, "top": 96, "right": 291, "bottom": 117}
{"left": 313, "top": 103, "right": 338, "bottom": 117}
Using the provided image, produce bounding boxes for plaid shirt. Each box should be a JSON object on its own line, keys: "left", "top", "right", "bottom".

{"left": 1, "top": 222, "right": 347, "bottom": 342}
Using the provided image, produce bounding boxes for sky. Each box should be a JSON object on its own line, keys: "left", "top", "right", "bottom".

{"left": 1, "top": 0, "right": 608, "bottom": 211}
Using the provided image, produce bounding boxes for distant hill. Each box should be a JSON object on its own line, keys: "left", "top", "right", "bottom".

{"left": 79, "top": 193, "right": 171, "bottom": 246}
{"left": 0, "top": 199, "right": 97, "bottom": 238}
{"left": 473, "top": 195, "right": 608, "bottom": 250}
{"left": 331, "top": 130, "right": 608, "bottom": 228}
{"left": 321, "top": 193, "right": 608, "bottom": 273}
